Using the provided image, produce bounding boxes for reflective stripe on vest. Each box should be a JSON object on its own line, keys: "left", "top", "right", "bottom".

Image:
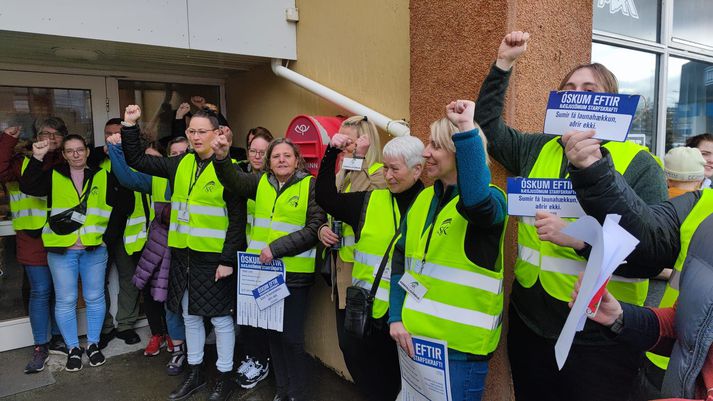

{"left": 8, "top": 158, "right": 47, "bottom": 230}
{"left": 167, "top": 156, "right": 228, "bottom": 253}
{"left": 402, "top": 185, "right": 507, "bottom": 356}
{"left": 124, "top": 192, "right": 154, "bottom": 255}
{"left": 351, "top": 189, "right": 398, "bottom": 319}
{"left": 515, "top": 137, "right": 651, "bottom": 305}
{"left": 42, "top": 169, "right": 111, "bottom": 247}
{"left": 338, "top": 162, "right": 383, "bottom": 263}
{"left": 647, "top": 189, "right": 713, "bottom": 370}
{"left": 246, "top": 174, "right": 315, "bottom": 274}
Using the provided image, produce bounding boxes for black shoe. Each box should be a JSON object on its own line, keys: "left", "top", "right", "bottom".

{"left": 24, "top": 344, "right": 49, "bottom": 374}
{"left": 48, "top": 335, "right": 68, "bottom": 356}
{"left": 116, "top": 329, "right": 141, "bottom": 345}
{"left": 168, "top": 363, "right": 205, "bottom": 401}
{"left": 87, "top": 343, "right": 106, "bottom": 367}
{"left": 207, "top": 371, "right": 237, "bottom": 401}
{"left": 99, "top": 329, "right": 116, "bottom": 350}
{"left": 65, "top": 347, "right": 84, "bottom": 372}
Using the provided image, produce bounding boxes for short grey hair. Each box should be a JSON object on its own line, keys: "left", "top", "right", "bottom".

{"left": 382, "top": 136, "right": 424, "bottom": 168}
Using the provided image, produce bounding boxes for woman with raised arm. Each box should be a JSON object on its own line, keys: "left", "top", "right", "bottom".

{"left": 389, "top": 100, "right": 507, "bottom": 401}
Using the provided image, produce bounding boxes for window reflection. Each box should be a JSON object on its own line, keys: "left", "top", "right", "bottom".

{"left": 592, "top": 43, "right": 658, "bottom": 149}
{"left": 672, "top": 0, "right": 713, "bottom": 49}
{"left": 593, "top": 0, "right": 660, "bottom": 42}
{"left": 666, "top": 57, "right": 713, "bottom": 150}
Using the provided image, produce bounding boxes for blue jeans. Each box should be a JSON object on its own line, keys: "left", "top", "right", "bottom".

{"left": 47, "top": 246, "right": 108, "bottom": 348}
{"left": 449, "top": 359, "right": 489, "bottom": 401}
{"left": 165, "top": 305, "right": 185, "bottom": 341}
{"left": 24, "top": 265, "right": 61, "bottom": 345}
{"left": 181, "top": 291, "right": 234, "bottom": 372}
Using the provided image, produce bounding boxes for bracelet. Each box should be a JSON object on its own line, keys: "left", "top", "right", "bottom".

{"left": 121, "top": 121, "right": 136, "bottom": 127}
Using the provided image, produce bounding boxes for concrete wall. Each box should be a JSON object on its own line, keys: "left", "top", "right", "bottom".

{"left": 225, "top": 0, "right": 410, "bottom": 377}
{"left": 410, "top": 0, "right": 592, "bottom": 399}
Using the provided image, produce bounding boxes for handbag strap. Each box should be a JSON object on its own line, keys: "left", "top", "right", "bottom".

{"left": 77, "top": 172, "right": 96, "bottom": 208}
{"left": 369, "top": 230, "right": 400, "bottom": 299}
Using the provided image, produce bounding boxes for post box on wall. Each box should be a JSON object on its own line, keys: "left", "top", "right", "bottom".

{"left": 285, "top": 115, "right": 345, "bottom": 176}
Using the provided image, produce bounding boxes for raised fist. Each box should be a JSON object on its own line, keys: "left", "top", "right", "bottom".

{"left": 124, "top": 105, "right": 142, "bottom": 125}
{"left": 190, "top": 96, "right": 206, "bottom": 109}
{"left": 211, "top": 134, "right": 230, "bottom": 161}
{"left": 176, "top": 102, "right": 191, "bottom": 119}
{"left": 32, "top": 139, "right": 51, "bottom": 161}
{"left": 106, "top": 133, "right": 122, "bottom": 145}
{"left": 330, "top": 133, "right": 352, "bottom": 150}
{"left": 496, "top": 31, "right": 530, "bottom": 71}
{"left": 445, "top": 100, "right": 476, "bottom": 133}
{"left": 3, "top": 126, "right": 20, "bottom": 138}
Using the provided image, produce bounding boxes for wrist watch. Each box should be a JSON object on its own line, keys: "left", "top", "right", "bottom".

{"left": 610, "top": 312, "right": 625, "bottom": 334}
{"left": 121, "top": 121, "right": 136, "bottom": 127}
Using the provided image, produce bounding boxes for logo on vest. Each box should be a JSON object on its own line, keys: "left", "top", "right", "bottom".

{"left": 288, "top": 195, "right": 299, "bottom": 207}
{"left": 203, "top": 180, "right": 216, "bottom": 192}
{"left": 90, "top": 186, "right": 99, "bottom": 196}
{"left": 437, "top": 218, "right": 452, "bottom": 236}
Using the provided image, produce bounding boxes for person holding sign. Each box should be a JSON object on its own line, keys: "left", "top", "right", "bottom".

{"left": 315, "top": 134, "right": 424, "bottom": 401}
{"left": 20, "top": 134, "right": 116, "bottom": 372}
{"left": 211, "top": 136, "right": 326, "bottom": 401}
{"left": 389, "top": 100, "right": 507, "bottom": 401}
{"left": 474, "top": 31, "right": 668, "bottom": 400}
{"left": 121, "top": 105, "right": 247, "bottom": 401}
{"left": 564, "top": 129, "right": 713, "bottom": 401}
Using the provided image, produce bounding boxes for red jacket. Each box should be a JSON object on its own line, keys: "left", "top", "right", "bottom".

{"left": 0, "top": 134, "right": 64, "bottom": 266}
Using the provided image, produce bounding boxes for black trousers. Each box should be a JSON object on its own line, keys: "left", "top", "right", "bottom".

{"left": 268, "top": 285, "right": 310, "bottom": 401}
{"left": 508, "top": 304, "right": 641, "bottom": 401}
{"left": 143, "top": 286, "right": 167, "bottom": 336}
{"left": 335, "top": 305, "right": 401, "bottom": 401}
{"left": 238, "top": 324, "right": 270, "bottom": 363}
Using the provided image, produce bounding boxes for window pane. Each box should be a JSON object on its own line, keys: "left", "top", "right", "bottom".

{"left": 592, "top": 43, "right": 658, "bottom": 149}
{"left": 666, "top": 57, "right": 713, "bottom": 150}
{"left": 672, "top": 0, "right": 713, "bottom": 49}
{"left": 118, "top": 81, "right": 221, "bottom": 141}
{"left": 593, "top": 0, "right": 660, "bottom": 42}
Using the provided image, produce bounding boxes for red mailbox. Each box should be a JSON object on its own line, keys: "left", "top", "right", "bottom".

{"left": 285, "top": 115, "right": 345, "bottom": 176}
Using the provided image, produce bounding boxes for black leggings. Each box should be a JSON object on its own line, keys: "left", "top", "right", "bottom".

{"left": 268, "top": 285, "right": 311, "bottom": 401}
{"left": 143, "top": 286, "right": 167, "bottom": 336}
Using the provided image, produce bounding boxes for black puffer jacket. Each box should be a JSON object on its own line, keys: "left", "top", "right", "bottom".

{"left": 121, "top": 124, "right": 247, "bottom": 316}
{"left": 213, "top": 156, "right": 326, "bottom": 287}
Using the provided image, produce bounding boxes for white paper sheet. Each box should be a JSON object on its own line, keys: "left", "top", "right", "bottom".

{"left": 236, "top": 252, "right": 285, "bottom": 332}
{"left": 554, "top": 214, "right": 639, "bottom": 369}
{"left": 398, "top": 336, "right": 452, "bottom": 401}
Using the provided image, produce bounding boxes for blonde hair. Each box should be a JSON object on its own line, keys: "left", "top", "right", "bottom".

{"left": 341, "top": 116, "right": 382, "bottom": 166}
{"left": 429, "top": 118, "right": 490, "bottom": 166}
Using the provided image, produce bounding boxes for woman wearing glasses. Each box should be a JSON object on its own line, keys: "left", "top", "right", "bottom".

{"left": 121, "top": 105, "right": 247, "bottom": 401}
{"left": 20, "top": 134, "right": 117, "bottom": 372}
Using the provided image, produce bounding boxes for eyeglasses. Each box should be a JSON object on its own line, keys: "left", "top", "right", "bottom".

{"left": 38, "top": 131, "right": 60, "bottom": 138}
{"left": 64, "top": 148, "right": 86, "bottom": 155}
{"left": 248, "top": 149, "right": 266, "bottom": 157}
{"left": 185, "top": 128, "right": 216, "bottom": 137}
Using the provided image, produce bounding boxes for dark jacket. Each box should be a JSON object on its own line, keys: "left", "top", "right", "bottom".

{"left": 19, "top": 158, "right": 119, "bottom": 254}
{"left": 0, "top": 134, "right": 64, "bottom": 265}
{"left": 213, "top": 156, "right": 326, "bottom": 287}
{"left": 569, "top": 152, "right": 713, "bottom": 399}
{"left": 474, "top": 63, "right": 669, "bottom": 343}
{"left": 121, "top": 124, "right": 247, "bottom": 316}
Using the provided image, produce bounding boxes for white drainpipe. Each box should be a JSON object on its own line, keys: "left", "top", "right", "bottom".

{"left": 271, "top": 59, "right": 410, "bottom": 137}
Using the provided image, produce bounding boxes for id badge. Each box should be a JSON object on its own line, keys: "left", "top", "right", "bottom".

{"left": 70, "top": 211, "right": 86, "bottom": 224}
{"left": 342, "top": 157, "right": 364, "bottom": 171}
{"left": 398, "top": 271, "right": 428, "bottom": 302}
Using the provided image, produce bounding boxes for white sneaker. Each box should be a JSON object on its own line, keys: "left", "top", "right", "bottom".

{"left": 239, "top": 359, "right": 269, "bottom": 389}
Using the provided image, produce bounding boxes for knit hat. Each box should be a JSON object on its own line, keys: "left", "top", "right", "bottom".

{"left": 664, "top": 147, "right": 706, "bottom": 181}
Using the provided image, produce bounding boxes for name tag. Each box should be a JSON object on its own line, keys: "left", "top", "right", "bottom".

{"left": 342, "top": 157, "right": 364, "bottom": 171}
{"left": 252, "top": 274, "right": 290, "bottom": 310}
{"left": 70, "top": 211, "right": 86, "bottom": 224}
{"left": 398, "top": 271, "right": 428, "bottom": 302}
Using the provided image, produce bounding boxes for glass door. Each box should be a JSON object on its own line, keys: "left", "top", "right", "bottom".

{"left": 0, "top": 71, "right": 108, "bottom": 351}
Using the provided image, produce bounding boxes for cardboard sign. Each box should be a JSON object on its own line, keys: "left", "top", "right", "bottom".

{"left": 543, "top": 91, "right": 640, "bottom": 142}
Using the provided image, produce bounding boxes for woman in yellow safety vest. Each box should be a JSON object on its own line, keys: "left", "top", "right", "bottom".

{"left": 389, "top": 100, "right": 507, "bottom": 401}
{"left": 212, "top": 135, "right": 326, "bottom": 401}
{"left": 20, "top": 134, "right": 116, "bottom": 372}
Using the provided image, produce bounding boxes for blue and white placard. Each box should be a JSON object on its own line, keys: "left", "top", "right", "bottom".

{"left": 543, "top": 91, "right": 640, "bottom": 142}
{"left": 237, "top": 252, "right": 286, "bottom": 332}
{"left": 398, "top": 336, "right": 452, "bottom": 401}
{"left": 507, "top": 177, "right": 585, "bottom": 218}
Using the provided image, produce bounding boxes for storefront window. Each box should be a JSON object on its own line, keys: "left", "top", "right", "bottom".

{"left": 666, "top": 56, "right": 713, "bottom": 150}
{"left": 592, "top": 43, "right": 658, "bottom": 149}
{"left": 593, "top": 0, "right": 660, "bottom": 42}
{"left": 672, "top": 0, "right": 713, "bottom": 48}
{"left": 118, "top": 81, "right": 221, "bottom": 142}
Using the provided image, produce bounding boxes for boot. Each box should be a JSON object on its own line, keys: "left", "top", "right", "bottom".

{"left": 207, "top": 371, "right": 237, "bottom": 401}
{"left": 168, "top": 363, "right": 205, "bottom": 400}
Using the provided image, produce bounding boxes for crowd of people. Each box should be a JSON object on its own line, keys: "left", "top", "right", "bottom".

{"left": 3, "top": 30, "right": 713, "bottom": 401}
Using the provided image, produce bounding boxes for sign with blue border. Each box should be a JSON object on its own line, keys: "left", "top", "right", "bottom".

{"left": 543, "top": 91, "right": 640, "bottom": 141}
{"left": 507, "top": 177, "right": 585, "bottom": 218}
